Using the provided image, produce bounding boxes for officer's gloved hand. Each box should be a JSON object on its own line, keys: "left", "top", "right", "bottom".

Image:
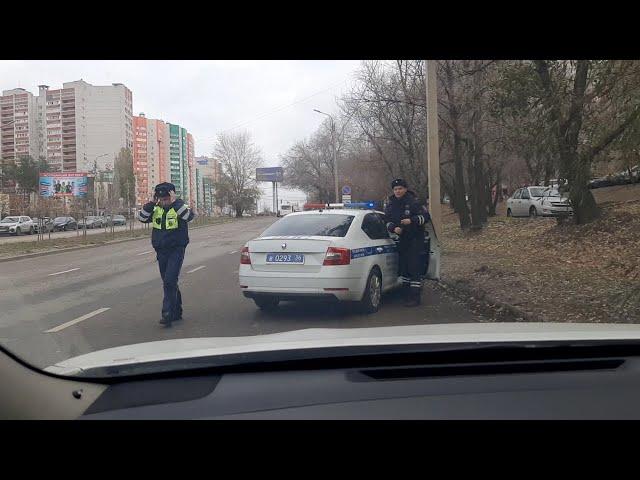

{"left": 142, "top": 201, "right": 156, "bottom": 213}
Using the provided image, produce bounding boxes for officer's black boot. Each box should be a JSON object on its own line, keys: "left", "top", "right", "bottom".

{"left": 404, "top": 287, "right": 421, "bottom": 307}
{"left": 159, "top": 313, "right": 173, "bottom": 327}
{"left": 401, "top": 283, "right": 410, "bottom": 303}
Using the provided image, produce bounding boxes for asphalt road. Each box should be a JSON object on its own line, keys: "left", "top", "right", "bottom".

{"left": 0, "top": 217, "right": 484, "bottom": 370}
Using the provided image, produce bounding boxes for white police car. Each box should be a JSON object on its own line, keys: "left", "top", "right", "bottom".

{"left": 239, "top": 202, "right": 440, "bottom": 313}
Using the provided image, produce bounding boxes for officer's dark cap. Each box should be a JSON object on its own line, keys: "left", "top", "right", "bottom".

{"left": 154, "top": 182, "right": 176, "bottom": 198}
{"left": 391, "top": 178, "right": 408, "bottom": 189}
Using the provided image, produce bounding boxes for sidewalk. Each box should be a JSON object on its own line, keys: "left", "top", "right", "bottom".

{"left": 0, "top": 217, "right": 242, "bottom": 262}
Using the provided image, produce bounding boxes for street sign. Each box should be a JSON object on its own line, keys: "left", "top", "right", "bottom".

{"left": 342, "top": 186, "right": 351, "bottom": 195}
{"left": 342, "top": 194, "right": 352, "bottom": 204}
{"left": 256, "top": 167, "right": 284, "bottom": 182}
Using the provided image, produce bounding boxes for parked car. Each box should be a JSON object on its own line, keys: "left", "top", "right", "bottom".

{"left": 0, "top": 215, "right": 35, "bottom": 235}
{"left": 589, "top": 167, "right": 640, "bottom": 189}
{"left": 538, "top": 187, "right": 573, "bottom": 217}
{"left": 79, "top": 216, "right": 105, "bottom": 229}
{"left": 32, "top": 217, "right": 54, "bottom": 233}
{"left": 506, "top": 186, "right": 547, "bottom": 217}
{"left": 105, "top": 215, "right": 127, "bottom": 226}
{"left": 52, "top": 216, "right": 78, "bottom": 231}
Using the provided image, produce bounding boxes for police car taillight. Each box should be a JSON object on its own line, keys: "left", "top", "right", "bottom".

{"left": 240, "top": 247, "right": 251, "bottom": 265}
{"left": 323, "top": 247, "right": 351, "bottom": 266}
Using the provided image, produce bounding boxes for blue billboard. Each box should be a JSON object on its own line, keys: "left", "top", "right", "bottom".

{"left": 256, "top": 167, "right": 283, "bottom": 182}
{"left": 40, "top": 172, "right": 89, "bottom": 198}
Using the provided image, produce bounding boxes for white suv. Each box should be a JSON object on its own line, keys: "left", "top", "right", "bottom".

{"left": 0, "top": 216, "right": 35, "bottom": 235}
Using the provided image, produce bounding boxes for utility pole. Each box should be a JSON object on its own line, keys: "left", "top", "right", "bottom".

{"left": 313, "top": 109, "right": 339, "bottom": 203}
{"left": 425, "top": 60, "right": 441, "bottom": 239}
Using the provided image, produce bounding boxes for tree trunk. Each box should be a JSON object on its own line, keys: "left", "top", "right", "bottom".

{"left": 567, "top": 154, "right": 599, "bottom": 224}
{"left": 453, "top": 131, "right": 471, "bottom": 229}
{"left": 467, "top": 152, "right": 482, "bottom": 230}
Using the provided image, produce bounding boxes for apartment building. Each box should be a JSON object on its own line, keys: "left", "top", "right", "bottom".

{"left": 0, "top": 88, "right": 40, "bottom": 164}
{"left": 132, "top": 115, "right": 197, "bottom": 206}
{"left": 194, "top": 156, "right": 223, "bottom": 214}
{"left": 3, "top": 81, "right": 134, "bottom": 174}
{"left": 132, "top": 114, "right": 172, "bottom": 206}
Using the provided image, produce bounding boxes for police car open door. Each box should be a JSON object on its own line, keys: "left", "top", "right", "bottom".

{"left": 423, "top": 217, "right": 441, "bottom": 281}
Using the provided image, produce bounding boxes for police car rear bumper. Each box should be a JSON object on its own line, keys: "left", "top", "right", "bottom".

{"left": 239, "top": 276, "right": 364, "bottom": 301}
{"left": 243, "top": 291, "right": 340, "bottom": 302}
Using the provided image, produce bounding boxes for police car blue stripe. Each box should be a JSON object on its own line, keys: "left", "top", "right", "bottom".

{"left": 350, "top": 244, "right": 397, "bottom": 259}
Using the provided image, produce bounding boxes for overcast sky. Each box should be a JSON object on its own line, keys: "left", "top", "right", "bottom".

{"left": 0, "top": 60, "right": 361, "bottom": 160}
{"left": 0, "top": 60, "right": 362, "bottom": 204}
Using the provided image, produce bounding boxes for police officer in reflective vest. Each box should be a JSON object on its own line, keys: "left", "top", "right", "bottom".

{"left": 384, "top": 178, "right": 429, "bottom": 307}
{"left": 138, "top": 182, "right": 195, "bottom": 327}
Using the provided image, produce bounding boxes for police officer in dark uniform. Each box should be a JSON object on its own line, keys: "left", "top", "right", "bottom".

{"left": 384, "top": 179, "right": 430, "bottom": 307}
{"left": 138, "top": 182, "right": 195, "bottom": 327}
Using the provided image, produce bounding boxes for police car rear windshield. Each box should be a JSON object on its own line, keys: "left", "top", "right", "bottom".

{"left": 261, "top": 214, "right": 355, "bottom": 238}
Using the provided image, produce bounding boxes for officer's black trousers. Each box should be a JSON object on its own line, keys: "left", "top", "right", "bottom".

{"left": 156, "top": 247, "right": 185, "bottom": 321}
{"left": 398, "top": 234, "right": 424, "bottom": 291}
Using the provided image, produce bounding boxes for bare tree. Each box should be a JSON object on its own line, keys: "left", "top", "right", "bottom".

{"left": 213, "top": 131, "right": 263, "bottom": 217}
{"left": 496, "top": 60, "right": 640, "bottom": 224}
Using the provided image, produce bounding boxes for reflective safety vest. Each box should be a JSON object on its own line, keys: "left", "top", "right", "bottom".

{"left": 152, "top": 206, "right": 179, "bottom": 230}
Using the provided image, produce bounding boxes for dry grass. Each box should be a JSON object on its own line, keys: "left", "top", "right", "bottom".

{"left": 440, "top": 192, "right": 640, "bottom": 323}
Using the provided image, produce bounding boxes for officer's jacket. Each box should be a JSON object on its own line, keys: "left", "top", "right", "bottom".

{"left": 138, "top": 198, "right": 195, "bottom": 249}
{"left": 384, "top": 191, "right": 429, "bottom": 239}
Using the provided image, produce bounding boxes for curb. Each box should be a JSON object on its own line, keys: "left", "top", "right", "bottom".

{"left": 0, "top": 218, "right": 240, "bottom": 263}
{"left": 433, "top": 277, "right": 544, "bottom": 323}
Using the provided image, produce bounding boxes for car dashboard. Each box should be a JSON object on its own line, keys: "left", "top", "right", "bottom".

{"left": 77, "top": 348, "right": 640, "bottom": 419}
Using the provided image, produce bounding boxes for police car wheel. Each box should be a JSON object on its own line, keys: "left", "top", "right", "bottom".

{"left": 254, "top": 296, "right": 280, "bottom": 311}
{"left": 359, "top": 268, "right": 382, "bottom": 314}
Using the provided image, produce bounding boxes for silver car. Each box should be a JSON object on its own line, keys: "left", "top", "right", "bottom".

{"left": 538, "top": 187, "right": 573, "bottom": 217}
{"left": 506, "top": 186, "right": 547, "bottom": 217}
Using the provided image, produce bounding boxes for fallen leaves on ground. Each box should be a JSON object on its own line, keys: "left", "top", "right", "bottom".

{"left": 440, "top": 200, "right": 640, "bottom": 323}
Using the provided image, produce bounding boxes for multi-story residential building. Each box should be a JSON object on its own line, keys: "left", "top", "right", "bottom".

{"left": 132, "top": 115, "right": 149, "bottom": 205}
{"left": 166, "top": 123, "right": 195, "bottom": 204}
{"left": 132, "top": 114, "right": 173, "bottom": 206}
{"left": 133, "top": 115, "right": 196, "bottom": 206}
{"left": 0, "top": 88, "right": 40, "bottom": 164}
{"left": 33, "top": 80, "right": 133, "bottom": 173}
{"left": 187, "top": 133, "right": 195, "bottom": 207}
{"left": 194, "top": 156, "right": 223, "bottom": 214}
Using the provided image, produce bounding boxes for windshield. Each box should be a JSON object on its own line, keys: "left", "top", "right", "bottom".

{"left": 261, "top": 214, "right": 354, "bottom": 237}
{"left": 1, "top": 59, "right": 639, "bottom": 381}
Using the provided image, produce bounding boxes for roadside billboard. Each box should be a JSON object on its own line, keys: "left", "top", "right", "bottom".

{"left": 256, "top": 167, "right": 283, "bottom": 182}
{"left": 39, "top": 172, "right": 89, "bottom": 198}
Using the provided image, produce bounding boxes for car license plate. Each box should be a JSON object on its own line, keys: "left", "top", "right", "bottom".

{"left": 266, "top": 253, "right": 305, "bottom": 264}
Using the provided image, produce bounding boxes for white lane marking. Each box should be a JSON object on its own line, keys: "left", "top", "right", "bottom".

{"left": 44, "top": 308, "right": 111, "bottom": 333}
{"left": 48, "top": 268, "right": 80, "bottom": 276}
{"left": 187, "top": 265, "right": 206, "bottom": 274}
{"left": 229, "top": 250, "right": 237, "bottom": 254}
{"left": 137, "top": 250, "right": 153, "bottom": 256}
